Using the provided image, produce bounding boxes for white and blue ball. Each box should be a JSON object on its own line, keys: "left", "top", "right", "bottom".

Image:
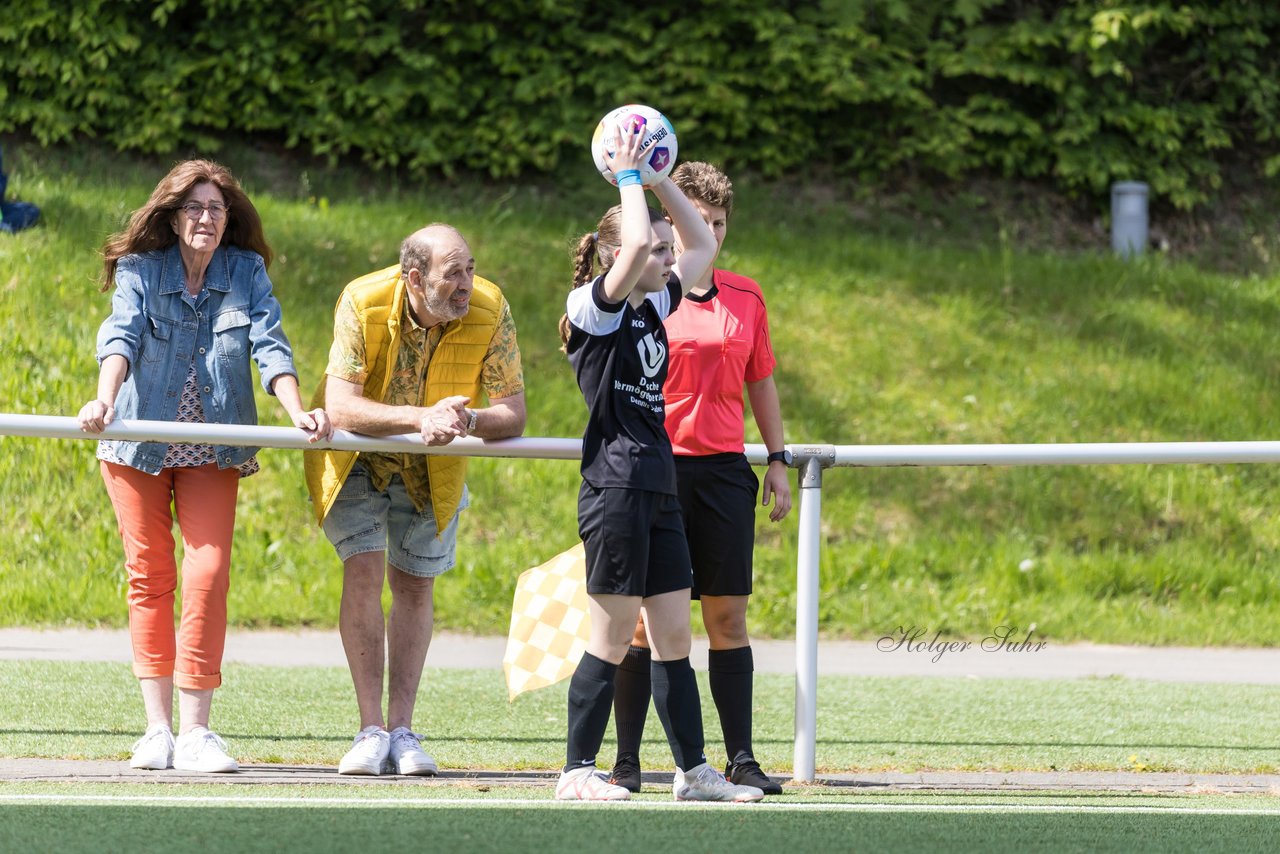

{"left": 590, "top": 104, "right": 678, "bottom": 188}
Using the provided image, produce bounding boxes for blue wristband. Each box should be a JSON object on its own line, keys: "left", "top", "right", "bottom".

{"left": 615, "top": 169, "right": 642, "bottom": 188}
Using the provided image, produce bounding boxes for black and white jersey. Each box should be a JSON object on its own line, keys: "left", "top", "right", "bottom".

{"left": 565, "top": 274, "right": 683, "bottom": 493}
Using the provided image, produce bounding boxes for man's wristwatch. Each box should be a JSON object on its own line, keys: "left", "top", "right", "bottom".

{"left": 466, "top": 408, "right": 478, "bottom": 433}
{"left": 766, "top": 449, "right": 793, "bottom": 466}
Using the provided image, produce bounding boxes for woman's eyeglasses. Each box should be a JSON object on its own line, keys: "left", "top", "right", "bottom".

{"left": 179, "top": 202, "right": 230, "bottom": 221}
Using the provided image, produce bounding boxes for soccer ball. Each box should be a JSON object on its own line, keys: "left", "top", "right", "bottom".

{"left": 590, "top": 104, "right": 678, "bottom": 188}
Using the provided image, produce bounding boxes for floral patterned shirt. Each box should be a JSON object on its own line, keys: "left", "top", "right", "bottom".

{"left": 325, "top": 292, "right": 523, "bottom": 510}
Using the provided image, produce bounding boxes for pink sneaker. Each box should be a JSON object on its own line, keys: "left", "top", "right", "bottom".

{"left": 555, "top": 765, "right": 631, "bottom": 801}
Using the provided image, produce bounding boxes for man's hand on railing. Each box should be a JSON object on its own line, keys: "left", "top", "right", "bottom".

{"left": 419, "top": 395, "right": 471, "bottom": 446}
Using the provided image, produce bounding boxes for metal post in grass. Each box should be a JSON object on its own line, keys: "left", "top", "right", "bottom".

{"left": 792, "top": 445, "right": 835, "bottom": 783}
{"left": 1111, "top": 181, "right": 1149, "bottom": 259}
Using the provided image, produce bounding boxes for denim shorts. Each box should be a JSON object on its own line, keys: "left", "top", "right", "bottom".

{"left": 322, "top": 467, "right": 470, "bottom": 577}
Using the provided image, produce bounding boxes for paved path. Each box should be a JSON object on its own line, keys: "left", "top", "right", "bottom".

{"left": 3, "top": 627, "right": 1280, "bottom": 684}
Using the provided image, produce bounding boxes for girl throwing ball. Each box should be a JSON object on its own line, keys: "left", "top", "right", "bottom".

{"left": 554, "top": 118, "right": 763, "bottom": 803}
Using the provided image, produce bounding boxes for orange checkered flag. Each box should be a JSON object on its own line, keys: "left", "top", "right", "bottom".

{"left": 503, "top": 542, "right": 592, "bottom": 700}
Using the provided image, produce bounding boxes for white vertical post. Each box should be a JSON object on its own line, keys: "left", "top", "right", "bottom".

{"left": 793, "top": 454, "right": 823, "bottom": 783}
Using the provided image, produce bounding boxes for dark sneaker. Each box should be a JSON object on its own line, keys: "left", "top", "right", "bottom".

{"left": 726, "top": 757, "right": 783, "bottom": 795}
{"left": 608, "top": 753, "right": 642, "bottom": 793}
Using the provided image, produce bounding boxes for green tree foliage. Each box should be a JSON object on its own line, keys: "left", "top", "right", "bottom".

{"left": 2, "top": 0, "right": 1278, "bottom": 208}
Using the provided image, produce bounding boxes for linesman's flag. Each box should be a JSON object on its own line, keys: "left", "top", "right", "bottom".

{"left": 502, "top": 543, "right": 591, "bottom": 700}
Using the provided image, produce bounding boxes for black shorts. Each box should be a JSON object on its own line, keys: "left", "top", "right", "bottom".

{"left": 675, "top": 453, "right": 759, "bottom": 598}
{"left": 577, "top": 483, "right": 693, "bottom": 597}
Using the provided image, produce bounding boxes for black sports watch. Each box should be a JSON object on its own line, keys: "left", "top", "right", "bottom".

{"left": 766, "top": 450, "right": 793, "bottom": 466}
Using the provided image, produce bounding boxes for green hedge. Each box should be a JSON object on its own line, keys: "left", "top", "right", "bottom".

{"left": 3, "top": 0, "right": 1279, "bottom": 208}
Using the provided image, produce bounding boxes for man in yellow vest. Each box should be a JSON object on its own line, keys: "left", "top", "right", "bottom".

{"left": 304, "top": 223, "right": 525, "bottom": 776}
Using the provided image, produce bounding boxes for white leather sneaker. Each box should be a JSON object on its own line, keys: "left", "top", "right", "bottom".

{"left": 673, "top": 763, "right": 763, "bottom": 802}
{"left": 388, "top": 727, "right": 438, "bottom": 776}
{"left": 338, "top": 725, "right": 390, "bottom": 776}
{"left": 173, "top": 727, "right": 239, "bottom": 773}
{"left": 129, "top": 723, "right": 175, "bottom": 770}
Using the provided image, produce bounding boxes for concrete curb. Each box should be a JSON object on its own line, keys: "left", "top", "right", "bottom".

{"left": 3, "top": 759, "right": 1278, "bottom": 795}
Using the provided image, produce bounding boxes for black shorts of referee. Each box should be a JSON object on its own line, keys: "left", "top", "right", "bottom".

{"left": 674, "top": 452, "right": 760, "bottom": 599}
{"left": 577, "top": 483, "right": 693, "bottom": 597}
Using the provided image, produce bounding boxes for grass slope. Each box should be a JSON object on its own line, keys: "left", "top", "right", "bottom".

{"left": 2, "top": 139, "right": 1280, "bottom": 644}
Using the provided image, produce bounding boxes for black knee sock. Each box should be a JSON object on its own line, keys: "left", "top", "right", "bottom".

{"left": 708, "top": 645, "right": 755, "bottom": 764}
{"left": 612, "top": 645, "right": 651, "bottom": 760}
{"left": 649, "top": 657, "right": 706, "bottom": 772}
{"left": 565, "top": 652, "right": 618, "bottom": 772}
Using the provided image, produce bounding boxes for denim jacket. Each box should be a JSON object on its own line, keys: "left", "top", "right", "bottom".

{"left": 95, "top": 243, "right": 297, "bottom": 473}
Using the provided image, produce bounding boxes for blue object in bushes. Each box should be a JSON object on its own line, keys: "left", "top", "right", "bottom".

{"left": 0, "top": 145, "right": 41, "bottom": 234}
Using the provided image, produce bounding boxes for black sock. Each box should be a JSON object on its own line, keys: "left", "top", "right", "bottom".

{"left": 612, "top": 645, "right": 651, "bottom": 761}
{"left": 650, "top": 657, "right": 706, "bottom": 772}
{"left": 708, "top": 645, "right": 755, "bottom": 764}
{"left": 565, "top": 652, "right": 618, "bottom": 772}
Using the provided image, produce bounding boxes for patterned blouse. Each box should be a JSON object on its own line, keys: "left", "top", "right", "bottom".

{"left": 324, "top": 293, "right": 523, "bottom": 512}
{"left": 98, "top": 287, "right": 260, "bottom": 477}
{"left": 99, "top": 363, "right": 259, "bottom": 477}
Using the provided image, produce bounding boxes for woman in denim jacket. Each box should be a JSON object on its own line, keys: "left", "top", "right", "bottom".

{"left": 77, "top": 160, "right": 331, "bottom": 773}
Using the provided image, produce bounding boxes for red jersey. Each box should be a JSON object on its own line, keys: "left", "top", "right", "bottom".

{"left": 663, "top": 269, "right": 776, "bottom": 456}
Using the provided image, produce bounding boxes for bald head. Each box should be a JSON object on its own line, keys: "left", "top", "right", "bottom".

{"left": 401, "top": 222, "right": 477, "bottom": 327}
{"left": 400, "top": 223, "right": 469, "bottom": 274}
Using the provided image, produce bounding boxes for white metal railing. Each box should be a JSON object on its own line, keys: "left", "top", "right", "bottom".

{"left": 6, "top": 412, "right": 1280, "bottom": 782}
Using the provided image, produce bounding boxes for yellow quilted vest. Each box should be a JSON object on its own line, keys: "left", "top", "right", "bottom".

{"left": 303, "top": 264, "right": 504, "bottom": 528}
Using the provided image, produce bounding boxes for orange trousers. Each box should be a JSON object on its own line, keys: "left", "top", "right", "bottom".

{"left": 100, "top": 461, "right": 240, "bottom": 690}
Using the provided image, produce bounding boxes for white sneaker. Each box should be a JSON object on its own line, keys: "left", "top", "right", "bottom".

{"left": 555, "top": 765, "right": 631, "bottom": 801}
{"left": 173, "top": 727, "right": 239, "bottom": 773}
{"left": 673, "top": 763, "right": 764, "bottom": 802}
{"left": 339, "top": 725, "right": 390, "bottom": 776}
{"left": 129, "top": 723, "right": 174, "bottom": 770}
{"left": 388, "top": 727, "right": 438, "bottom": 776}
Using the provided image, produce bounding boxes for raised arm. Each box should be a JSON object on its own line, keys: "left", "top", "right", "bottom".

{"left": 598, "top": 120, "right": 657, "bottom": 304}
{"left": 652, "top": 177, "right": 716, "bottom": 295}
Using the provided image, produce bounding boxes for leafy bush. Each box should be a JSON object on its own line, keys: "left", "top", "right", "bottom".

{"left": 2, "top": 0, "right": 1279, "bottom": 208}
